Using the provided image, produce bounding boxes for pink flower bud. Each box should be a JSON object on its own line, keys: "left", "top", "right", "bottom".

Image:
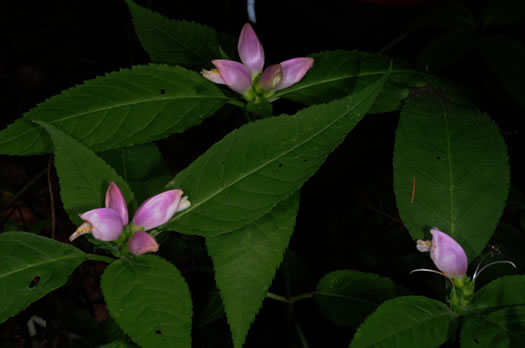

{"left": 127, "top": 230, "right": 159, "bottom": 255}
{"left": 238, "top": 23, "right": 265, "bottom": 75}
{"left": 77, "top": 208, "right": 124, "bottom": 241}
{"left": 429, "top": 228, "right": 468, "bottom": 278}
{"left": 259, "top": 64, "right": 283, "bottom": 91}
{"left": 211, "top": 60, "right": 253, "bottom": 94}
{"left": 132, "top": 189, "right": 184, "bottom": 231}
{"left": 276, "top": 57, "right": 314, "bottom": 90}
{"left": 200, "top": 68, "right": 226, "bottom": 85}
{"left": 105, "top": 182, "right": 129, "bottom": 225}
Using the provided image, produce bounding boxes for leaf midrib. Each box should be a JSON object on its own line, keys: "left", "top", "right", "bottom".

{"left": 0, "top": 254, "right": 85, "bottom": 279}
{"left": 171, "top": 75, "right": 385, "bottom": 227}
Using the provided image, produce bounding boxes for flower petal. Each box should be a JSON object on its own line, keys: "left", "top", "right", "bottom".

{"left": 212, "top": 60, "right": 252, "bottom": 94}
{"left": 128, "top": 231, "right": 159, "bottom": 255}
{"left": 259, "top": 64, "right": 283, "bottom": 91}
{"left": 80, "top": 208, "right": 124, "bottom": 241}
{"left": 238, "top": 23, "right": 264, "bottom": 75}
{"left": 276, "top": 57, "right": 314, "bottom": 90}
{"left": 132, "top": 189, "right": 184, "bottom": 231}
{"left": 430, "top": 228, "right": 468, "bottom": 278}
{"left": 201, "top": 68, "right": 226, "bottom": 84}
{"left": 105, "top": 182, "right": 128, "bottom": 225}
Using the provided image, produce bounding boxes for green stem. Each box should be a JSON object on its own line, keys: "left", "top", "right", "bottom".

{"left": 266, "top": 291, "right": 315, "bottom": 303}
{"left": 86, "top": 254, "right": 115, "bottom": 263}
{"left": 227, "top": 98, "right": 245, "bottom": 108}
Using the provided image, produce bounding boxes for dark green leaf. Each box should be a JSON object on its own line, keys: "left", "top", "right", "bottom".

{"left": 349, "top": 296, "right": 457, "bottom": 348}
{"left": 0, "top": 232, "right": 86, "bottom": 323}
{"left": 206, "top": 193, "right": 299, "bottom": 348}
{"left": 481, "top": 35, "right": 525, "bottom": 108}
{"left": 460, "top": 306, "right": 525, "bottom": 348}
{"left": 165, "top": 69, "right": 389, "bottom": 236}
{"left": 470, "top": 275, "right": 525, "bottom": 311}
{"left": 275, "top": 50, "right": 421, "bottom": 113}
{"left": 101, "top": 255, "right": 192, "bottom": 348}
{"left": 393, "top": 93, "right": 509, "bottom": 259}
{"left": 483, "top": 0, "right": 525, "bottom": 26}
{"left": 417, "top": 29, "right": 480, "bottom": 72}
{"left": 36, "top": 121, "right": 134, "bottom": 225}
{"left": 0, "top": 65, "right": 228, "bottom": 155}
{"left": 316, "top": 270, "right": 398, "bottom": 328}
{"left": 125, "top": 0, "right": 235, "bottom": 67}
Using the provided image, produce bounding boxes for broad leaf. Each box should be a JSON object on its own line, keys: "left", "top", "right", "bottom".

{"left": 316, "top": 270, "right": 398, "bottom": 328}
{"left": 470, "top": 275, "right": 525, "bottom": 311}
{"left": 125, "top": 0, "right": 235, "bottom": 67}
{"left": 101, "top": 340, "right": 139, "bottom": 348}
{"left": 0, "top": 64, "right": 228, "bottom": 155}
{"left": 349, "top": 296, "right": 457, "bottom": 348}
{"left": 417, "top": 29, "right": 480, "bottom": 72}
{"left": 393, "top": 92, "right": 509, "bottom": 259}
{"left": 0, "top": 232, "right": 86, "bottom": 323}
{"left": 165, "top": 68, "right": 389, "bottom": 236}
{"left": 101, "top": 255, "right": 192, "bottom": 348}
{"left": 206, "top": 193, "right": 299, "bottom": 348}
{"left": 274, "top": 50, "right": 421, "bottom": 113}
{"left": 461, "top": 306, "right": 525, "bottom": 348}
{"left": 37, "top": 121, "right": 134, "bottom": 225}
{"left": 483, "top": 0, "right": 525, "bottom": 27}
{"left": 98, "top": 143, "right": 171, "bottom": 203}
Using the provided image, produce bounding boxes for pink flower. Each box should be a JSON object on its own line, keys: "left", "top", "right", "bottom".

{"left": 70, "top": 182, "right": 190, "bottom": 255}
{"left": 201, "top": 23, "right": 314, "bottom": 99}
{"left": 413, "top": 227, "right": 468, "bottom": 279}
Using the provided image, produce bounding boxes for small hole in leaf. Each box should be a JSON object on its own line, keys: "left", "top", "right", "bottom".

{"left": 29, "top": 276, "right": 40, "bottom": 288}
{"left": 473, "top": 338, "right": 480, "bottom": 344}
{"left": 436, "top": 156, "right": 441, "bottom": 160}
{"left": 278, "top": 163, "right": 283, "bottom": 168}
{"left": 160, "top": 89, "right": 166, "bottom": 95}
{"left": 155, "top": 330, "right": 162, "bottom": 335}
{"left": 303, "top": 159, "right": 308, "bottom": 162}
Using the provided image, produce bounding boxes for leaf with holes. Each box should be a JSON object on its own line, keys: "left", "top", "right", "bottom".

{"left": 0, "top": 232, "right": 86, "bottom": 323}
{"left": 37, "top": 121, "right": 135, "bottom": 225}
{"left": 393, "top": 93, "right": 509, "bottom": 259}
{"left": 0, "top": 64, "right": 228, "bottom": 155}
{"left": 125, "top": 0, "right": 236, "bottom": 67}
{"left": 164, "top": 68, "right": 390, "bottom": 237}
{"left": 206, "top": 192, "right": 299, "bottom": 348}
{"left": 349, "top": 296, "right": 457, "bottom": 348}
{"left": 316, "top": 270, "right": 399, "bottom": 328}
{"left": 274, "top": 50, "right": 422, "bottom": 113}
{"left": 460, "top": 306, "right": 525, "bottom": 348}
{"left": 101, "top": 255, "right": 192, "bottom": 348}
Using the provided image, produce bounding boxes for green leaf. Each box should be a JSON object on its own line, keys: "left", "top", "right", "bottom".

{"left": 417, "top": 29, "right": 480, "bottom": 72}
{"left": 206, "top": 193, "right": 299, "bottom": 348}
{"left": 36, "top": 121, "right": 134, "bottom": 225}
{"left": 101, "top": 255, "right": 192, "bottom": 348}
{"left": 101, "top": 339, "right": 139, "bottom": 348}
{"left": 0, "top": 64, "right": 228, "bottom": 155}
{"left": 274, "top": 50, "right": 421, "bottom": 113}
{"left": 393, "top": 92, "right": 510, "bottom": 259}
{"left": 349, "top": 296, "right": 457, "bottom": 348}
{"left": 98, "top": 143, "right": 171, "bottom": 203}
{"left": 481, "top": 34, "right": 525, "bottom": 108}
{"left": 0, "top": 232, "right": 86, "bottom": 323}
{"left": 470, "top": 275, "right": 525, "bottom": 311}
{"left": 125, "top": 0, "right": 235, "bottom": 67}
{"left": 165, "top": 68, "right": 389, "bottom": 237}
{"left": 483, "top": 0, "right": 525, "bottom": 26}
{"left": 460, "top": 306, "right": 525, "bottom": 348}
{"left": 316, "top": 270, "right": 398, "bottom": 328}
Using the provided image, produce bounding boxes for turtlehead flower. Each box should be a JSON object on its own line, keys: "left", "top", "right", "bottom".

{"left": 413, "top": 227, "right": 468, "bottom": 279}
{"left": 70, "top": 182, "right": 190, "bottom": 255}
{"left": 201, "top": 23, "right": 314, "bottom": 101}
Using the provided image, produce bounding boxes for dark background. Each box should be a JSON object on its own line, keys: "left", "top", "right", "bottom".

{"left": 1, "top": 0, "right": 524, "bottom": 347}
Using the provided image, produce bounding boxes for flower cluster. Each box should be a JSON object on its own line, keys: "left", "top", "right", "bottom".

{"left": 201, "top": 23, "right": 314, "bottom": 103}
{"left": 70, "top": 182, "right": 190, "bottom": 255}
